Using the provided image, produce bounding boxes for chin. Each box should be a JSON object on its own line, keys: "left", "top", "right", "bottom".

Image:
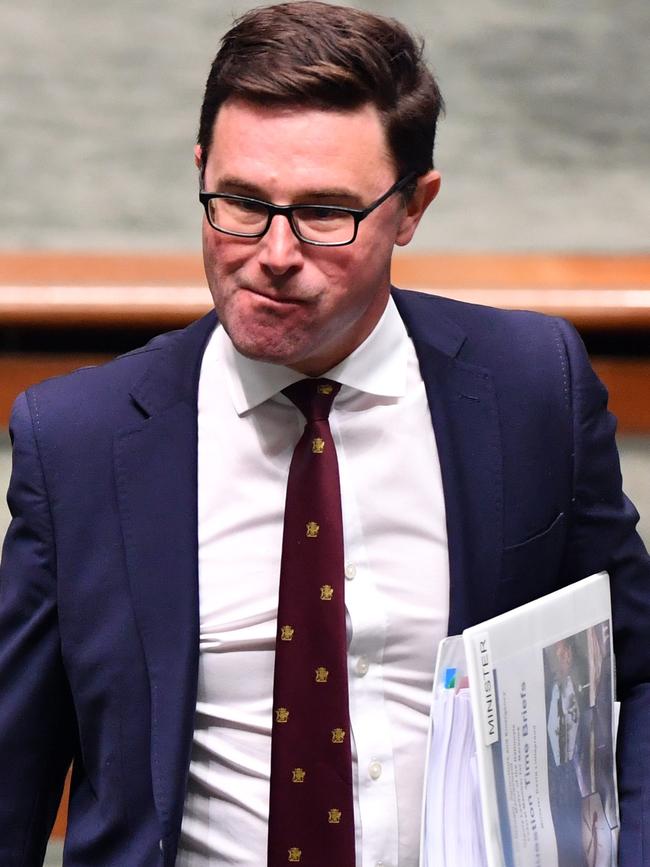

{"left": 227, "top": 328, "right": 303, "bottom": 368}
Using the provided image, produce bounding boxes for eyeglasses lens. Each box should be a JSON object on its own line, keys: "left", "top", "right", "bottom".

{"left": 208, "top": 197, "right": 355, "bottom": 244}
{"left": 292, "top": 207, "right": 355, "bottom": 244}
{"left": 208, "top": 198, "right": 268, "bottom": 234}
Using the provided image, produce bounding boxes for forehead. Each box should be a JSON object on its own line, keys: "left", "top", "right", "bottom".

{"left": 205, "top": 98, "right": 395, "bottom": 193}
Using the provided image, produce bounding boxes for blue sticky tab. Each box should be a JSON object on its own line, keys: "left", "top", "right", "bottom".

{"left": 444, "top": 667, "right": 457, "bottom": 689}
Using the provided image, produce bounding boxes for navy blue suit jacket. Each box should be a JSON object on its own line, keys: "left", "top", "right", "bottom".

{"left": 1, "top": 289, "right": 648, "bottom": 865}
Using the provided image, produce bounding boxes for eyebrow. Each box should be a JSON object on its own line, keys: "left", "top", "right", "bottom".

{"left": 213, "top": 175, "right": 365, "bottom": 206}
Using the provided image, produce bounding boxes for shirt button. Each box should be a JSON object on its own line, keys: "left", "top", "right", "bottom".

{"left": 355, "top": 656, "right": 369, "bottom": 676}
{"left": 345, "top": 563, "right": 357, "bottom": 580}
{"left": 368, "top": 760, "right": 382, "bottom": 780}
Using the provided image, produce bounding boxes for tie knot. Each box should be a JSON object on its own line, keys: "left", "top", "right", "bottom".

{"left": 282, "top": 378, "right": 341, "bottom": 422}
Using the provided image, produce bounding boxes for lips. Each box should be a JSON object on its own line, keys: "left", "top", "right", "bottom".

{"left": 247, "top": 286, "right": 311, "bottom": 306}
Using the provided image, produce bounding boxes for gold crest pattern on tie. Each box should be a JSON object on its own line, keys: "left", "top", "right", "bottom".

{"left": 268, "top": 379, "right": 355, "bottom": 865}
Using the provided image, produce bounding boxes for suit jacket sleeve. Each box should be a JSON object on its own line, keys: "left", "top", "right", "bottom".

{"left": 557, "top": 318, "right": 650, "bottom": 864}
{"left": 0, "top": 392, "right": 75, "bottom": 865}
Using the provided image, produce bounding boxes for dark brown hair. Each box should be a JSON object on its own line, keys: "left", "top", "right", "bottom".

{"left": 197, "top": 1, "right": 444, "bottom": 178}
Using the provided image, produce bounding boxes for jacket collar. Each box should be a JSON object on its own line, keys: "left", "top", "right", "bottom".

{"left": 128, "top": 311, "right": 217, "bottom": 418}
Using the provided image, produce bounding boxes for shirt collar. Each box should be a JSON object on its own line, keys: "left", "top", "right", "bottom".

{"left": 218, "top": 295, "right": 408, "bottom": 415}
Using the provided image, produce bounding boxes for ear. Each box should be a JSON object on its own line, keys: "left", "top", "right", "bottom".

{"left": 395, "top": 170, "right": 441, "bottom": 246}
{"left": 194, "top": 144, "right": 202, "bottom": 169}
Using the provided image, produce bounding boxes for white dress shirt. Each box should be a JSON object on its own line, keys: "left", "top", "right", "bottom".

{"left": 178, "top": 298, "right": 450, "bottom": 866}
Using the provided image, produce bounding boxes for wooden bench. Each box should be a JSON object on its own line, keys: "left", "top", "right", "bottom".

{"left": 2, "top": 252, "right": 649, "bottom": 432}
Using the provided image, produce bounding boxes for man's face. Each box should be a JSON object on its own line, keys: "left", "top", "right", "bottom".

{"left": 197, "top": 99, "right": 439, "bottom": 375}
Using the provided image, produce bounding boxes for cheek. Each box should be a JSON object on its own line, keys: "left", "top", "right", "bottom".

{"left": 313, "top": 249, "right": 360, "bottom": 290}
{"left": 203, "top": 224, "right": 224, "bottom": 264}
{"left": 202, "top": 228, "right": 243, "bottom": 282}
{"left": 202, "top": 237, "right": 236, "bottom": 317}
{"left": 321, "top": 247, "right": 382, "bottom": 297}
{"left": 201, "top": 226, "right": 219, "bottom": 278}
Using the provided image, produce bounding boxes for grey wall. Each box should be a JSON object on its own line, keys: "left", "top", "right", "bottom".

{"left": 2, "top": 0, "right": 649, "bottom": 253}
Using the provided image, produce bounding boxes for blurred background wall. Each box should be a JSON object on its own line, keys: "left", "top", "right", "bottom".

{"left": 0, "top": 2, "right": 648, "bottom": 861}
{"left": 2, "top": 0, "right": 649, "bottom": 253}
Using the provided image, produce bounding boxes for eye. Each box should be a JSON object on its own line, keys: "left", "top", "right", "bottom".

{"left": 214, "top": 196, "right": 268, "bottom": 226}
{"left": 228, "top": 198, "right": 267, "bottom": 216}
{"left": 298, "top": 206, "right": 344, "bottom": 222}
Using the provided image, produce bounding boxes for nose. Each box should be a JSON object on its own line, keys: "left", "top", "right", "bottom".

{"left": 257, "top": 213, "right": 304, "bottom": 275}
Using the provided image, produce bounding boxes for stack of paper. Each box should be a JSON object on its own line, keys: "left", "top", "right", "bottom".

{"left": 424, "top": 675, "right": 488, "bottom": 866}
{"left": 421, "top": 572, "right": 618, "bottom": 867}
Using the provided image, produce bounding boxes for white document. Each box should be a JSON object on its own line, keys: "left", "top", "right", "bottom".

{"left": 423, "top": 571, "right": 619, "bottom": 867}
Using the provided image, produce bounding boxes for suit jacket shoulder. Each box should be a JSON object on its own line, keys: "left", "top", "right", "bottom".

{"left": 21, "top": 312, "right": 217, "bottom": 443}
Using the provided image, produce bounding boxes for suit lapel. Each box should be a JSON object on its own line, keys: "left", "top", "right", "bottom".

{"left": 393, "top": 289, "right": 503, "bottom": 635}
{"left": 113, "top": 313, "right": 216, "bottom": 847}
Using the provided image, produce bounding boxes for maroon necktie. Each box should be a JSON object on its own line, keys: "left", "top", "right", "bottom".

{"left": 267, "top": 378, "right": 355, "bottom": 866}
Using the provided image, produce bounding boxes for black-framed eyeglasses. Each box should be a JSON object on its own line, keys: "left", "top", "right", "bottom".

{"left": 199, "top": 171, "right": 417, "bottom": 247}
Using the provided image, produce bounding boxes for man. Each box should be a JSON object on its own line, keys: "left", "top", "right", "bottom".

{"left": 0, "top": 2, "right": 648, "bottom": 865}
